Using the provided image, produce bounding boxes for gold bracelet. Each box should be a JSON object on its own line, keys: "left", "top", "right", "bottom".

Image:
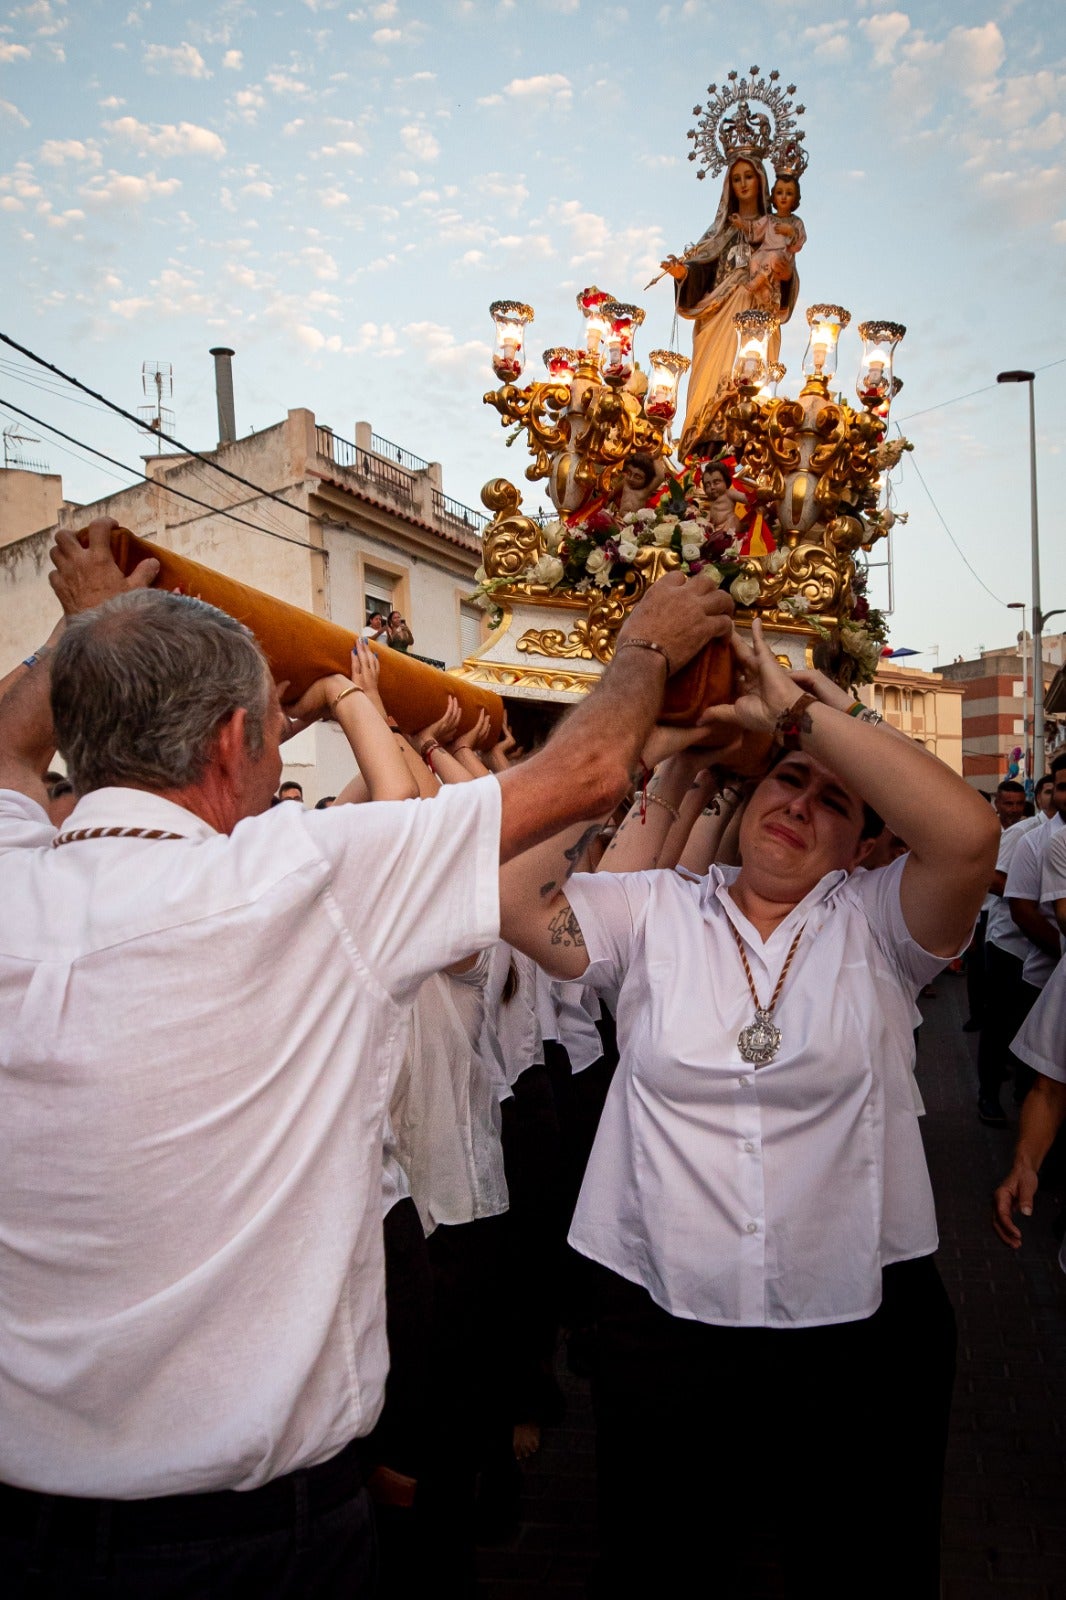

{"left": 646, "top": 792, "right": 681, "bottom": 824}
{"left": 616, "top": 638, "right": 672, "bottom": 677}
{"left": 329, "top": 684, "right": 363, "bottom": 716}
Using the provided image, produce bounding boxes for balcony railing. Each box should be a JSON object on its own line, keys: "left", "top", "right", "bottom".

{"left": 432, "top": 489, "right": 488, "bottom": 538}
{"left": 370, "top": 432, "right": 430, "bottom": 475}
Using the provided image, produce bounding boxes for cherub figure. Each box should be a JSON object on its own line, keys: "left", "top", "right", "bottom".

{"left": 731, "top": 173, "right": 806, "bottom": 309}
{"left": 702, "top": 461, "right": 748, "bottom": 536}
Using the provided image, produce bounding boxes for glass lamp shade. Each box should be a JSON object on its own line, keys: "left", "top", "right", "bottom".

{"left": 645, "top": 349, "right": 691, "bottom": 422}
{"left": 732, "top": 309, "right": 779, "bottom": 390}
{"left": 755, "top": 361, "right": 786, "bottom": 402}
{"left": 874, "top": 374, "right": 903, "bottom": 421}
{"left": 489, "top": 300, "right": 534, "bottom": 383}
{"left": 543, "top": 346, "right": 584, "bottom": 383}
{"left": 576, "top": 285, "right": 614, "bottom": 364}
{"left": 600, "top": 302, "right": 645, "bottom": 387}
{"left": 802, "top": 303, "right": 850, "bottom": 380}
{"left": 856, "top": 321, "right": 906, "bottom": 407}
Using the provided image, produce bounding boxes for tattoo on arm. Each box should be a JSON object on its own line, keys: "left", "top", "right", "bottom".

{"left": 547, "top": 905, "right": 586, "bottom": 949}
{"left": 539, "top": 879, "right": 557, "bottom": 898}
{"left": 563, "top": 824, "right": 602, "bottom": 880}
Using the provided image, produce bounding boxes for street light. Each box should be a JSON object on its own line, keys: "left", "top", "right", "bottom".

{"left": 996, "top": 370, "right": 1045, "bottom": 775}
{"left": 1007, "top": 601, "right": 1029, "bottom": 789}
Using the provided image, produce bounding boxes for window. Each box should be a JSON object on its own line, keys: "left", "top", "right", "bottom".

{"left": 363, "top": 567, "right": 396, "bottom": 628}
{"left": 459, "top": 602, "right": 483, "bottom": 661}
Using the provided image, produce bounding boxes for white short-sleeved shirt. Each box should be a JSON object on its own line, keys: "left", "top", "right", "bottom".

{"left": 986, "top": 815, "right": 1044, "bottom": 959}
{"left": 484, "top": 943, "right": 543, "bottom": 1090}
{"left": 1005, "top": 813, "right": 1064, "bottom": 987}
{"left": 533, "top": 967, "right": 604, "bottom": 1074}
{"left": 564, "top": 856, "right": 950, "bottom": 1330}
{"left": 1041, "top": 826, "right": 1066, "bottom": 912}
{"left": 1011, "top": 949, "right": 1066, "bottom": 1276}
{"left": 0, "top": 779, "right": 501, "bottom": 1498}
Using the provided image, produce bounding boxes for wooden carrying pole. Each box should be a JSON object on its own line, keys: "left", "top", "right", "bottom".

{"left": 99, "top": 527, "right": 505, "bottom": 739}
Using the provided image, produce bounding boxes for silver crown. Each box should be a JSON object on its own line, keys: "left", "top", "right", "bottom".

{"left": 687, "top": 67, "right": 807, "bottom": 182}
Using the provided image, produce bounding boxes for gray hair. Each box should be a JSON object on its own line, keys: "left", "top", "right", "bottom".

{"left": 51, "top": 588, "right": 271, "bottom": 795}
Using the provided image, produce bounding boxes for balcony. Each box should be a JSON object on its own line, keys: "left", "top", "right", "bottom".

{"left": 315, "top": 425, "right": 485, "bottom": 548}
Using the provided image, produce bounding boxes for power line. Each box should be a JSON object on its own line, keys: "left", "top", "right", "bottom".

{"left": 0, "top": 397, "right": 323, "bottom": 554}
{"left": 896, "top": 355, "right": 1066, "bottom": 425}
{"left": 898, "top": 445, "right": 1007, "bottom": 607}
{"left": 0, "top": 330, "right": 317, "bottom": 526}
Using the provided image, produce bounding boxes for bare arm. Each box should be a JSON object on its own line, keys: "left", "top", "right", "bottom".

{"left": 288, "top": 643, "right": 418, "bottom": 803}
{"left": 703, "top": 623, "right": 999, "bottom": 956}
{"left": 992, "top": 1075, "right": 1066, "bottom": 1247}
{"left": 1008, "top": 898, "right": 1061, "bottom": 957}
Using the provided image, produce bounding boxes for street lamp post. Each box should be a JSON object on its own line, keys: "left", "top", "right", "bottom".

{"left": 1007, "top": 601, "right": 1028, "bottom": 788}
{"left": 997, "top": 371, "right": 1045, "bottom": 775}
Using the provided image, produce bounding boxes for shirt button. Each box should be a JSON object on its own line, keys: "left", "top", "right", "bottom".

{"left": 746, "top": 1221, "right": 758, "bottom": 1233}
{"left": 744, "top": 1141, "right": 755, "bottom": 1153}
{"left": 738, "top": 1075, "right": 751, "bottom": 1087}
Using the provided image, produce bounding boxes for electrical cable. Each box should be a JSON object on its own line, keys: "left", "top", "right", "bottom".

{"left": 896, "top": 446, "right": 1006, "bottom": 607}
{"left": 0, "top": 397, "right": 323, "bottom": 553}
{"left": 0, "top": 330, "right": 318, "bottom": 524}
{"left": 896, "top": 354, "right": 1066, "bottom": 425}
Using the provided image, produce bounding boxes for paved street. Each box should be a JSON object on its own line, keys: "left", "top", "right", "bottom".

{"left": 477, "top": 969, "right": 1066, "bottom": 1599}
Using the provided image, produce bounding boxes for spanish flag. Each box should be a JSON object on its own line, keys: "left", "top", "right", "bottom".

{"left": 738, "top": 506, "right": 776, "bottom": 557}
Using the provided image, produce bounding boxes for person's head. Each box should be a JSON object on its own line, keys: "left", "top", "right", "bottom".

{"left": 367, "top": 611, "right": 386, "bottom": 631}
{"left": 729, "top": 158, "right": 765, "bottom": 214}
{"left": 314, "top": 795, "right": 335, "bottom": 810}
{"left": 704, "top": 464, "right": 731, "bottom": 496}
{"left": 1051, "top": 751, "right": 1066, "bottom": 820}
{"left": 622, "top": 455, "right": 656, "bottom": 492}
{"left": 1034, "top": 773, "right": 1054, "bottom": 817}
{"left": 738, "top": 750, "right": 883, "bottom": 903}
{"left": 278, "top": 781, "right": 304, "bottom": 804}
{"left": 994, "top": 779, "right": 1027, "bottom": 828}
{"left": 51, "top": 589, "right": 279, "bottom": 821}
{"left": 771, "top": 175, "right": 800, "bottom": 214}
{"left": 388, "top": 610, "right": 403, "bottom": 628}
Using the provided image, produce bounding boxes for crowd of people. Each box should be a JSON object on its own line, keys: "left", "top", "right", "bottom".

{"left": 1, "top": 517, "right": 1063, "bottom": 1599}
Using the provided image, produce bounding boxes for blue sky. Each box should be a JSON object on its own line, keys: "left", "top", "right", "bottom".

{"left": 1, "top": 0, "right": 1064, "bottom": 666}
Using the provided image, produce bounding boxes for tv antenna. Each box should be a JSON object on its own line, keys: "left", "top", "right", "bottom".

{"left": 3, "top": 423, "right": 48, "bottom": 473}
{"left": 138, "top": 360, "right": 174, "bottom": 453}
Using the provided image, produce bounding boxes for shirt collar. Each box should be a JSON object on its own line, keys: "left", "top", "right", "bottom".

{"left": 700, "top": 861, "right": 849, "bottom": 948}
{"left": 64, "top": 787, "right": 218, "bottom": 842}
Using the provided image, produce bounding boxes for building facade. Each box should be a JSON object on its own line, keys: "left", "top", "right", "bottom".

{"left": 856, "top": 661, "right": 965, "bottom": 775}
{"left": 0, "top": 410, "right": 488, "bottom": 802}
{"left": 939, "top": 634, "right": 1066, "bottom": 792}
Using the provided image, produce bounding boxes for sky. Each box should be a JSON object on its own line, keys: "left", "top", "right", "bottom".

{"left": 1, "top": 0, "right": 1064, "bottom": 666}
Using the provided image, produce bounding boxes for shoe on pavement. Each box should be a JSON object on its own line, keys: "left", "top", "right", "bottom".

{"left": 977, "top": 1096, "right": 1008, "bottom": 1128}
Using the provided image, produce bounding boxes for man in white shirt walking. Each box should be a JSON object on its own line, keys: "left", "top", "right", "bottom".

{"left": 0, "top": 520, "right": 734, "bottom": 1598}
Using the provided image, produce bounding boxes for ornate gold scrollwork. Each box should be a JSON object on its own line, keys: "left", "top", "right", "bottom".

{"left": 484, "top": 380, "right": 573, "bottom": 482}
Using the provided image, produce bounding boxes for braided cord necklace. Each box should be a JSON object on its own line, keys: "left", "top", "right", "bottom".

{"left": 728, "top": 917, "right": 807, "bottom": 1066}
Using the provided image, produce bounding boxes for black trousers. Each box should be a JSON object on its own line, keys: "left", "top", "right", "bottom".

{"left": 976, "top": 941, "right": 1033, "bottom": 1100}
{"left": 589, "top": 1256, "right": 956, "bottom": 1600}
{"left": 1, "top": 1440, "right": 376, "bottom": 1599}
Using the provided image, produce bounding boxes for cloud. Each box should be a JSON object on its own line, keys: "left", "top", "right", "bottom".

{"left": 802, "top": 20, "right": 850, "bottom": 60}
{"left": 300, "top": 245, "right": 340, "bottom": 279}
{"left": 234, "top": 86, "right": 266, "bottom": 121}
{"left": 39, "top": 137, "right": 101, "bottom": 165}
{"left": 142, "top": 41, "right": 210, "bottom": 78}
{"left": 265, "top": 71, "right": 310, "bottom": 95}
{"left": 222, "top": 50, "right": 243, "bottom": 70}
{"left": 403, "top": 320, "right": 489, "bottom": 373}
{"left": 242, "top": 180, "right": 274, "bottom": 198}
{"left": 400, "top": 123, "right": 439, "bottom": 161}
{"left": 858, "top": 11, "right": 910, "bottom": 66}
{"left": 78, "top": 169, "right": 183, "bottom": 207}
{"left": 0, "top": 43, "right": 31, "bottom": 63}
{"left": 319, "top": 185, "right": 350, "bottom": 206}
{"left": 0, "top": 98, "right": 30, "bottom": 126}
{"left": 106, "top": 116, "right": 226, "bottom": 159}
{"left": 373, "top": 27, "right": 401, "bottom": 43}
{"left": 489, "top": 73, "right": 572, "bottom": 110}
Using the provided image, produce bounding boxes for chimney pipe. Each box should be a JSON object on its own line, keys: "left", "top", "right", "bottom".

{"left": 209, "top": 346, "right": 236, "bottom": 446}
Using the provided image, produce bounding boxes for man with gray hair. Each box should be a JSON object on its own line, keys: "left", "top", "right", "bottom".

{"left": 0, "top": 520, "right": 733, "bottom": 1597}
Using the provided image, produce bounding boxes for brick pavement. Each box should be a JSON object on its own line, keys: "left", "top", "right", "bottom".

{"left": 476, "top": 970, "right": 1066, "bottom": 1599}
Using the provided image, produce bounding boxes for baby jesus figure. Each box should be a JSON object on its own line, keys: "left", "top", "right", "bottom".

{"left": 731, "top": 173, "right": 806, "bottom": 309}
{"left": 703, "top": 462, "right": 749, "bottom": 539}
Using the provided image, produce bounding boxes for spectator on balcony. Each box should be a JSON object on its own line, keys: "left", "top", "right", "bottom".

{"left": 359, "top": 611, "right": 388, "bottom": 643}
{"left": 387, "top": 611, "right": 414, "bottom": 654}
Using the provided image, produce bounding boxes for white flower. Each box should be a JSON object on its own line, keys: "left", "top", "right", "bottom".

{"left": 767, "top": 549, "right": 787, "bottom": 574}
{"left": 595, "top": 566, "right": 614, "bottom": 588}
{"left": 681, "top": 542, "right": 702, "bottom": 564}
{"left": 621, "top": 510, "right": 638, "bottom": 525}
{"left": 474, "top": 565, "right": 487, "bottom": 584}
{"left": 636, "top": 523, "right": 656, "bottom": 545}
{"left": 585, "top": 547, "right": 607, "bottom": 573}
{"left": 530, "top": 553, "right": 564, "bottom": 587}
{"left": 475, "top": 592, "right": 493, "bottom": 611}
{"left": 780, "top": 594, "right": 810, "bottom": 616}
{"left": 731, "top": 574, "right": 761, "bottom": 607}
{"left": 721, "top": 539, "right": 742, "bottom": 561}
{"left": 653, "top": 523, "right": 676, "bottom": 547}
{"left": 542, "top": 519, "right": 566, "bottom": 553}
{"left": 678, "top": 519, "right": 702, "bottom": 540}
{"left": 635, "top": 507, "right": 657, "bottom": 524}
{"left": 702, "top": 564, "right": 723, "bottom": 586}
{"left": 617, "top": 539, "right": 639, "bottom": 563}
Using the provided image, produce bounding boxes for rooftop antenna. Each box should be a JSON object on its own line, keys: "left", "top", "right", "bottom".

{"left": 2, "top": 423, "right": 48, "bottom": 473}
{"left": 138, "top": 360, "right": 174, "bottom": 454}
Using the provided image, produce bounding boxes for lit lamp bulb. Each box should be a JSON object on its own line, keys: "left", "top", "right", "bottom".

{"left": 856, "top": 321, "right": 906, "bottom": 410}
{"left": 600, "top": 301, "right": 644, "bottom": 387}
{"left": 489, "top": 300, "right": 534, "bottom": 383}
{"left": 576, "top": 285, "right": 614, "bottom": 367}
{"left": 802, "top": 304, "right": 850, "bottom": 391}
{"left": 645, "top": 349, "right": 691, "bottom": 422}
{"left": 756, "top": 361, "right": 786, "bottom": 402}
{"left": 731, "top": 309, "right": 778, "bottom": 393}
